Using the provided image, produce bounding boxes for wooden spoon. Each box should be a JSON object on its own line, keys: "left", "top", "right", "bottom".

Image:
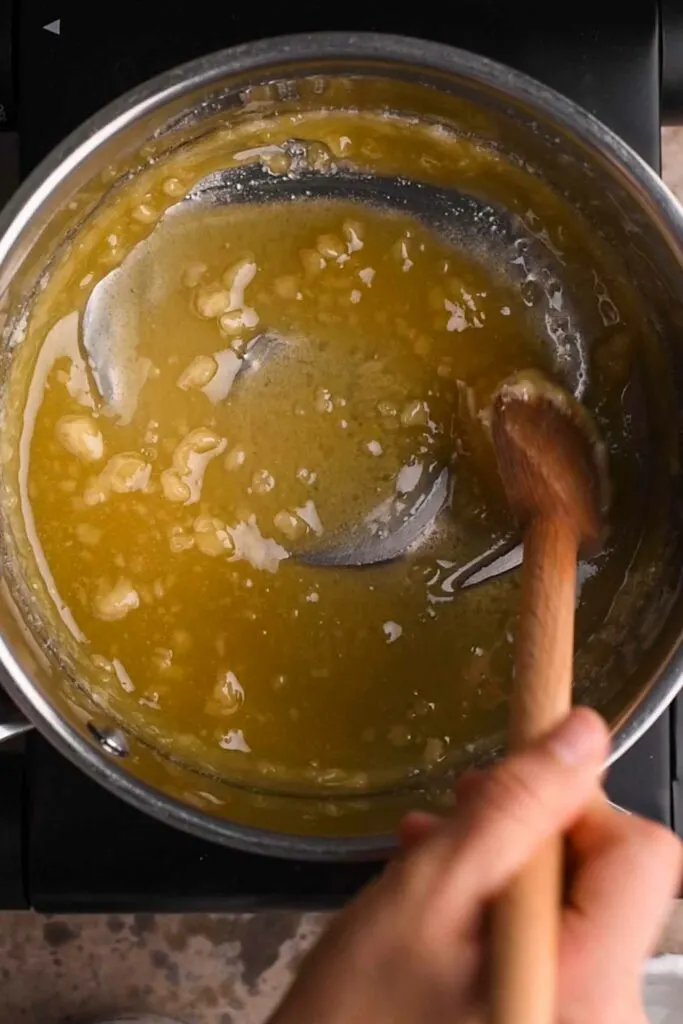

{"left": 489, "top": 370, "right": 607, "bottom": 1024}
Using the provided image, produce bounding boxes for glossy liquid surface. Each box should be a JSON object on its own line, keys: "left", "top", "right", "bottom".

{"left": 7, "top": 110, "right": 658, "bottom": 798}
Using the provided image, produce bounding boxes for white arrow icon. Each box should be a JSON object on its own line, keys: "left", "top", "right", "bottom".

{"left": 43, "top": 19, "right": 61, "bottom": 36}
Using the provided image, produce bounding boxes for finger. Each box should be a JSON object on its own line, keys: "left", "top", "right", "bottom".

{"left": 398, "top": 772, "right": 490, "bottom": 854}
{"left": 564, "top": 798, "right": 682, "bottom": 969}
{"left": 398, "top": 811, "right": 440, "bottom": 852}
{"left": 415, "top": 708, "right": 610, "bottom": 914}
{"left": 398, "top": 773, "right": 489, "bottom": 852}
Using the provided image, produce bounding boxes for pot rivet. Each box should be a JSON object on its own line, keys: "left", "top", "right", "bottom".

{"left": 87, "top": 722, "right": 129, "bottom": 757}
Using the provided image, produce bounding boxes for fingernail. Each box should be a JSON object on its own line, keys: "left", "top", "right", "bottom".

{"left": 547, "top": 708, "right": 608, "bottom": 765}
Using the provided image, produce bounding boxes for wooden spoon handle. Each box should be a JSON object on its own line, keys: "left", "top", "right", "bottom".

{"left": 492, "top": 515, "right": 579, "bottom": 1024}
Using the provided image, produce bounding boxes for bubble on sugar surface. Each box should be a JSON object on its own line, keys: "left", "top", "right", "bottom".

{"left": 195, "top": 284, "right": 230, "bottom": 319}
{"left": 592, "top": 271, "right": 621, "bottom": 328}
{"left": 251, "top": 469, "right": 275, "bottom": 494}
{"left": 225, "top": 446, "right": 247, "bottom": 472}
{"left": 165, "top": 429, "right": 227, "bottom": 506}
{"left": 84, "top": 453, "right": 152, "bottom": 506}
{"left": 92, "top": 578, "right": 140, "bottom": 622}
{"left": 219, "top": 728, "right": 251, "bottom": 753}
{"left": 383, "top": 621, "right": 403, "bottom": 643}
{"left": 112, "top": 658, "right": 135, "bottom": 693}
{"left": 202, "top": 349, "right": 242, "bottom": 404}
{"left": 176, "top": 354, "right": 218, "bottom": 392}
{"left": 233, "top": 143, "right": 294, "bottom": 169}
{"left": 396, "top": 460, "right": 423, "bottom": 495}
{"left": 207, "top": 671, "right": 244, "bottom": 715}
{"left": 273, "top": 508, "right": 308, "bottom": 541}
{"left": 295, "top": 500, "right": 324, "bottom": 536}
{"left": 55, "top": 415, "right": 104, "bottom": 462}
{"left": 296, "top": 467, "right": 317, "bottom": 486}
{"left": 227, "top": 516, "right": 289, "bottom": 574}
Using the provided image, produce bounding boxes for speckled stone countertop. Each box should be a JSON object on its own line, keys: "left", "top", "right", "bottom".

{"left": 2, "top": 902, "right": 683, "bottom": 1023}
{"left": 3, "top": 128, "right": 683, "bottom": 1024}
{"left": 0, "top": 911, "right": 330, "bottom": 1023}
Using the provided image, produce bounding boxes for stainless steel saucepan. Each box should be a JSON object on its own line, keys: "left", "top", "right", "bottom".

{"left": 1, "top": 34, "right": 683, "bottom": 859}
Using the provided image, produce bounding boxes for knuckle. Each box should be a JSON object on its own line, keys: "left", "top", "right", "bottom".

{"left": 410, "top": 909, "right": 450, "bottom": 955}
{"left": 398, "top": 846, "right": 441, "bottom": 903}
{"left": 398, "top": 838, "right": 474, "bottom": 938}
{"left": 377, "top": 861, "right": 450, "bottom": 953}
{"left": 480, "top": 759, "right": 546, "bottom": 828}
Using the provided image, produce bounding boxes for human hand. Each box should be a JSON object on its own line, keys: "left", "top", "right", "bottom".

{"left": 268, "top": 708, "right": 681, "bottom": 1024}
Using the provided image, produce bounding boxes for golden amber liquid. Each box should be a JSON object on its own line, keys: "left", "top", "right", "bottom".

{"left": 8, "top": 111, "right": 656, "bottom": 797}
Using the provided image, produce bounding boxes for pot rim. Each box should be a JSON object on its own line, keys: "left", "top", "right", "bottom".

{"left": 2, "top": 31, "right": 683, "bottom": 860}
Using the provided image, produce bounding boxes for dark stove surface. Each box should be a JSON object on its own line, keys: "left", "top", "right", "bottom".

{"left": 12, "top": 4, "right": 660, "bottom": 173}
{"left": 0, "top": 1, "right": 675, "bottom": 912}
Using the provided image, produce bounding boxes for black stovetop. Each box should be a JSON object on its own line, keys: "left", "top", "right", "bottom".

{"left": 0, "top": 0, "right": 680, "bottom": 912}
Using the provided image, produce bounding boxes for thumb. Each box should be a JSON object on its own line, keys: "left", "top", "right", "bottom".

{"left": 420, "top": 708, "right": 609, "bottom": 915}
